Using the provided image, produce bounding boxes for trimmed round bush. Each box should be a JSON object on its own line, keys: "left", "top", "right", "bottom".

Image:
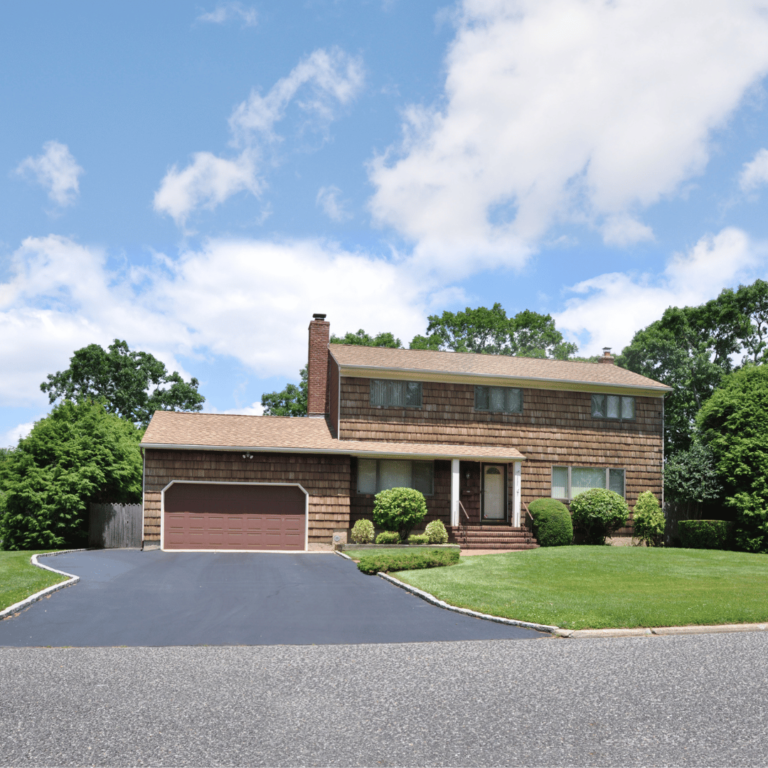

{"left": 375, "top": 531, "right": 400, "bottom": 544}
{"left": 570, "top": 488, "right": 629, "bottom": 545}
{"left": 373, "top": 487, "right": 428, "bottom": 541}
{"left": 407, "top": 534, "right": 429, "bottom": 545}
{"left": 350, "top": 519, "right": 375, "bottom": 544}
{"left": 679, "top": 519, "right": 733, "bottom": 550}
{"left": 527, "top": 498, "right": 573, "bottom": 547}
{"left": 424, "top": 520, "right": 449, "bottom": 544}
{"left": 632, "top": 491, "right": 665, "bottom": 547}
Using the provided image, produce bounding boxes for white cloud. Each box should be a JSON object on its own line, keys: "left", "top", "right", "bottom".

{"left": 316, "top": 185, "right": 351, "bottom": 222}
{"left": 154, "top": 48, "right": 364, "bottom": 226}
{"left": 197, "top": 3, "right": 258, "bottom": 27}
{"left": 0, "top": 234, "right": 435, "bottom": 409}
{"left": 739, "top": 148, "right": 768, "bottom": 193}
{"left": 601, "top": 215, "right": 654, "bottom": 248}
{"left": 154, "top": 150, "right": 261, "bottom": 227}
{"left": 15, "top": 141, "right": 83, "bottom": 207}
{"left": 1, "top": 420, "right": 36, "bottom": 448}
{"left": 369, "top": 0, "right": 768, "bottom": 271}
{"left": 228, "top": 47, "right": 364, "bottom": 144}
{"left": 554, "top": 227, "right": 764, "bottom": 355}
{"left": 214, "top": 402, "right": 265, "bottom": 416}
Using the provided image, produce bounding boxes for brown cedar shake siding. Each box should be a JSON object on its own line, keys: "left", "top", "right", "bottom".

{"left": 340, "top": 377, "right": 663, "bottom": 531}
{"left": 143, "top": 449, "right": 351, "bottom": 544}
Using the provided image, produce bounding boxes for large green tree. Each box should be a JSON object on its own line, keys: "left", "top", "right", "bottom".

{"left": 697, "top": 365, "right": 768, "bottom": 553}
{"left": 410, "top": 303, "right": 578, "bottom": 359}
{"left": 0, "top": 400, "right": 143, "bottom": 550}
{"left": 330, "top": 329, "right": 402, "bottom": 348}
{"left": 41, "top": 340, "right": 205, "bottom": 428}
{"left": 618, "top": 279, "right": 768, "bottom": 456}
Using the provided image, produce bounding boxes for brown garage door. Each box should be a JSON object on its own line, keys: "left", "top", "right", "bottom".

{"left": 163, "top": 483, "right": 306, "bottom": 551}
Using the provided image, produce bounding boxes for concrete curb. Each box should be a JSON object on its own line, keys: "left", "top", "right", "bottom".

{"left": 377, "top": 572, "right": 558, "bottom": 634}
{"left": 334, "top": 551, "right": 353, "bottom": 561}
{"left": 0, "top": 549, "right": 86, "bottom": 620}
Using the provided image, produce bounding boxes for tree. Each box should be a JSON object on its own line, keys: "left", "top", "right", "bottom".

{"left": 41, "top": 340, "right": 205, "bottom": 428}
{"left": 663, "top": 439, "right": 722, "bottom": 519}
{"left": 0, "top": 400, "right": 143, "bottom": 550}
{"left": 261, "top": 367, "right": 308, "bottom": 417}
{"left": 618, "top": 279, "right": 768, "bottom": 456}
{"left": 330, "top": 329, "right": 402, "bottom": 348}
{"left": 413, "top": 303, "right": 578, "bottom": 358}
{"left": 697, "top": 365, "right": 768, "bottom": 553}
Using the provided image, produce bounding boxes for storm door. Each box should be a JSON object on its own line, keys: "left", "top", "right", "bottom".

{"left": 482, "top": 465, "right": 506, "bottom": 521}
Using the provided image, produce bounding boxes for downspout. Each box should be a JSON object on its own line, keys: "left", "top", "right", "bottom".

{"left": 141, "top": 448, "right": 145, "bottom": 551}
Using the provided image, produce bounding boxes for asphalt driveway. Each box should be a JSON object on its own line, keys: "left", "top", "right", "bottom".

{"left": 0, "top": 549, "right": 543, "bottom": 646}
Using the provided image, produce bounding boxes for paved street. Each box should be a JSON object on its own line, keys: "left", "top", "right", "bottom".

{"left": 0, "top": 549, "right": 541, "bottom": 645}
{"left": 2, "top": 632, "right": 767, "bottom": 767}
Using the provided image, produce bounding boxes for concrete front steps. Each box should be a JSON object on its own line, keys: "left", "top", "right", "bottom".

{"left": 449, "top": 524, "right": 539, "bottom": 550}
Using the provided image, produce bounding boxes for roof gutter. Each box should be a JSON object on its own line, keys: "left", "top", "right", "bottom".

{"left": 140, "top": 442, "right": 525, "bottom": 462}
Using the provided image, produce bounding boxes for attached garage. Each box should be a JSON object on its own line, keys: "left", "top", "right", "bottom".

{"left": 162, "top": 482, "right": 308, "bottom": 552}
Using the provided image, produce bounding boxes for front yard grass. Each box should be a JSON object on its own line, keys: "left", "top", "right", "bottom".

{"left": 0, "top": 551, "right": 68, "bottom": 612}
{"left": 393, "top": 546, "right": 768, "bottom": 629}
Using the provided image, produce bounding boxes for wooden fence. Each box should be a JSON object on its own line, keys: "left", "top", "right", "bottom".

{"left": 89, "top": 503, "right": 143, "bottom": 548}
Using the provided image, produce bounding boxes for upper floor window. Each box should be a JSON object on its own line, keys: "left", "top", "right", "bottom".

{"left": 357, "top": 459, "right": 434, "bottom": 496}
{"left": 591, "top": 394, "right": 635, "bottom": 421}
{"left": 475, "top": 385, "right": 523, "bottom": 414}
{"left": 370, "top": 379, "right": 422, "bottom": 408}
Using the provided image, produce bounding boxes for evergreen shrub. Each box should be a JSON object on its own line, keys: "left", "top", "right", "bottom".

{"left": 375, "top": 531, "right": 400, "bottom": 544}
{"left": 424, "top": 520, "right": 449, "bottom": 544}
{"left": 632, "top": 492, "right": 665, "bottom": 547}
{"left": 570, "top": 488, "right": 629, "bottom": 545}
{"left": 527, "top": 498, "right": 573, "bottom": 546}
{"left": 357, "top": 548, "right": 460, "bottom": 574}
{"left": 350, "top": 519, "right": 375, "bottom": 544}
{"left": 679, "top": 520, "right": 733, "bottom": 550}
{"left": 372, "top": 487, "right": 428, "bottom": 540}
{"left": 407, "top": 534, "right": 429, "bottom": 545}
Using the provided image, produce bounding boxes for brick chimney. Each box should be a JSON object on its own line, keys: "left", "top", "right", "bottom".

{"left": 599, "top": 347, "right": 615, "bottom": 365}
{"left": 307, "top": 313, "right": 330, "bottom": 417}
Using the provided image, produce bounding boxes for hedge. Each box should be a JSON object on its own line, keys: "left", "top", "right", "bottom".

{"left": 679, "top": 520, "right": 733, "bottom": 550}
{"left": 357, "top": 548, "right": 460, "bottom": 575}
{"left": 527, "top": 498, "right": 573, "bottom": 546}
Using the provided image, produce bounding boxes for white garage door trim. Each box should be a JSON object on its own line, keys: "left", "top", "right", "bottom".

{"left": 160, "top": 480, "right": 309, "bottom": 553}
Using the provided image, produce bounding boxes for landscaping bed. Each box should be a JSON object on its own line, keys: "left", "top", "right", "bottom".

{"left": 0, "top": 551, "right": 68, "bottom": 612}
{"left": 391, "top": 546, "right": 768, "bottom": 629}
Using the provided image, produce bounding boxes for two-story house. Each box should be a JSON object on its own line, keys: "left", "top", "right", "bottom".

{"left": 140, "top": 314, "right": 670, "bottom": 551}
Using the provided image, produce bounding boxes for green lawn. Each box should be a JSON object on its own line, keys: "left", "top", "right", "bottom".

{"left": 393, "top": 546, "right": 768, "bottom": 629}
{"left": 0, "top": 551, "right": 69, "bottom": 612}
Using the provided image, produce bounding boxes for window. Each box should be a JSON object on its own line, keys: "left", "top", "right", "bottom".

{"left": 591, "top": 394, "right": 635, "bottom": 421}
{"left": 370, "top": 380, "right": 422, "bottom": 408}
{"left": 551, "top": 466, "right": 625, "bottom": 500}
{"left": 356, "top": 459, "right": 434, "bottom": 495}
{"left": 475, "top": 385, "right": 523, "bottom": 414}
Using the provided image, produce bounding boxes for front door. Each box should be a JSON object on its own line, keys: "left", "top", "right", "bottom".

{"left": 483, "top": 465, "right": 506, "bottom": 521}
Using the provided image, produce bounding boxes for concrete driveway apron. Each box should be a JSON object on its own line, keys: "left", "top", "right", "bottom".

{"left": 0, "top": 550, "right": 544, "bottom": 646}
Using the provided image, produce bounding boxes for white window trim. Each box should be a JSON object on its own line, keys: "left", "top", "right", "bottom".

{"left": 551, "top": 466, "right": 626, "bottom": 501}
{"left": 356, "top": 458, "right": 434, "bottom": 496}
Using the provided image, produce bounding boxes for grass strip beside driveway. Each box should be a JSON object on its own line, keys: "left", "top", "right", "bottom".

{"left": 393, "top": 547, "right": 768, "bottom": 630}
{"left": 0, "top": 551, "right": 69, "bottom": 612}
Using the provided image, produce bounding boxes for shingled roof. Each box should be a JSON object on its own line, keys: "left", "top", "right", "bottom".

{"left": 141, "top": 411, "right": 526, "bottom": 461}
{"left": 329, "top": 344, "right": 670, "bottom": 392}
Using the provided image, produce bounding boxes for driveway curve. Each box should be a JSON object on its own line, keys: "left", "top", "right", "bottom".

{"left": 0, "top": 549, "right": 543, "bottom": 646}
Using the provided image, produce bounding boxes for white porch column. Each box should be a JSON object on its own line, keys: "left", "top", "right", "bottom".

{"left": 451, "top": 459, "right": 460, "bottom": 527}
{"left": 512, "top": 461, "right": 522, "bottom": 527}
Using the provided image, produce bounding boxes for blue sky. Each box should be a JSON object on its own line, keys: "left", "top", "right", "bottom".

{"left": 3, "top": 0, "right": 768, "bottom": 445}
